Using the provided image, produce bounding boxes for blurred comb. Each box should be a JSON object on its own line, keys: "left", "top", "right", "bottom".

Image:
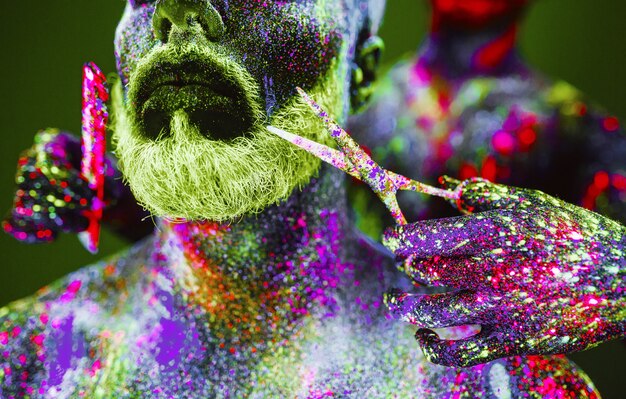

{"left": 78, "top": 62, "right": 108, "bottom": 254}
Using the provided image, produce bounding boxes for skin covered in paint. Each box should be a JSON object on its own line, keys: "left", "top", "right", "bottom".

{"left": 385, "top": 178, "right": 626, "bottom": 367}
{"left": 0, "top": 0, "right": 602, "bottom": 398}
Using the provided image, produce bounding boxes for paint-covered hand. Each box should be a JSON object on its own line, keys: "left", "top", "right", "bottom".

{"left": 2, "top": 130, "right": 141, "bottom": 243}
{"left": 384, "top": 177, "right": 626, "bottom": 367}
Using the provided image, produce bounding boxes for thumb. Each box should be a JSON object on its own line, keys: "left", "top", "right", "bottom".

{"left": 454, "top": 178, "right": 535, "bottom": 213}
{"left": 2, "top": 213, "right": 58, "bottom": 243}
{"left": 438, "top": 175, "right": 461, "bottom": 191}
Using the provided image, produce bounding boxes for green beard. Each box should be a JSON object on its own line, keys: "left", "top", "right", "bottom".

{"left": 111, "top": 65, "right": 344, "bottom": 222}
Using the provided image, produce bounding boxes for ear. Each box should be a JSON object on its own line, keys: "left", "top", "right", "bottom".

{"left": 350, "top": 34, "right": 384, "bottom": 113}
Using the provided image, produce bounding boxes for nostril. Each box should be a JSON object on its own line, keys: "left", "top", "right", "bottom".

{"left": 186, "top": 15, "right": 196, "bottom": 27}
{"left": 161, "top": 19, "right": 172, "bottom": 41}
{"left": 154, "top": 19, "right": 173, "bottom": 42}
{"left": 152, "top": 0, "right": 225, "bottom": 43}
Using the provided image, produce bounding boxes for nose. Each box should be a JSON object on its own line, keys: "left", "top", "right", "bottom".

{"left": 153, "top": 0, "right": 225, "bottom": 42}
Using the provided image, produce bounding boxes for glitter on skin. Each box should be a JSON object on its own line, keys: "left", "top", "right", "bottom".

{"left": 385, "top": 177, "right": 625, "bottom": 368}
{"left": 0, "top": 0, "right": 607, "bottom": 397}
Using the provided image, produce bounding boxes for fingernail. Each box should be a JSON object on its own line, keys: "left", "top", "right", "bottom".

{"left": 416, "top": 328, "right": 438, "bottom": 342}
{"left": 384, "top": 289, "right": 418, "bottom": 317}
{"left": 384, "top": 288, "right": 409, "bottom": 306}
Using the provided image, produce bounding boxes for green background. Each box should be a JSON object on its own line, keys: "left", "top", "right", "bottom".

{"left": 0, "top": 1, "right": 624, "bottom": 397}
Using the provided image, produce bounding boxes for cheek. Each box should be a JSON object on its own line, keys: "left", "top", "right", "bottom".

{"left": 224, "top": 3, "right": 343, "bottom": 105}
{"left": 113, "top": 2, "right": 345, "bottom": 106}
{"left": 115, "top": 5, "right": 159, "bottom": 86}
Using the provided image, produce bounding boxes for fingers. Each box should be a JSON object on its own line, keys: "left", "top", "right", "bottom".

{"left": 385, "top": 289, "right": 496, "bottom": 328}
{"left": 438, "top": 175, "right": 461, "bottom": 191}
{"left": 400, "top": 255, "right": 493, "bottom": 289}
{"left": 383, "top": 210, "right": 515, "bottom": 259}
{"left": 32, "top": 130, "right": 124, "bottom": 206}
{"left": 383, "top": 210, "right": 522, "bottom": 288}
{"left": 456, "top": 178, "right": 524, "bottom": 213}
{"left": 440, "top": 176, "right": 562, "bottom": 215}
{"left": 33, "top": 130, "right": 82, "bottom": 169}
{"left": 4, "top": 184, "right": 90, "bottom": 243}
{"left": 417, "top": 325, "right": 512, "bottom": 367}
{"left": 15, "top": 154, "right": 93, "bottom": 208}
{"left": 3, "top": 214, "right": 58, "bottom": 243}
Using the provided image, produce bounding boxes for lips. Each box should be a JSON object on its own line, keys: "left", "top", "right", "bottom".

{"left": 132, "top": 57, "right": 257, "bottom": 141}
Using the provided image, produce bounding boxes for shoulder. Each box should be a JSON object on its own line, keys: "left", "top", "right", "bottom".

{"left": 0, "top": 293, "right": 48, "bottom": 397}
{"left": 0, "top": 238, "right": 155, "bottom": 397}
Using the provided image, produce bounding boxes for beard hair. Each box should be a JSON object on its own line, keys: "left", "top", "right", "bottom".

{"left": 111, "top": 72, "right": 341, "bottom": 222}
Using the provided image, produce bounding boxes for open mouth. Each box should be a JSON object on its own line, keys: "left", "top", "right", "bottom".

{"left": 132, "top": 57, "right": 257, "bottom": 141}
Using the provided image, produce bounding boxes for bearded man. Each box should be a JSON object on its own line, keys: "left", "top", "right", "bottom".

{"left": 1, "top": 0, "right": 602, "bottom": 397}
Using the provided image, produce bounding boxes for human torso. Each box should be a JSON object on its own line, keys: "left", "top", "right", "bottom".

{"left": 1, "top": 228, "right": 601, "bottom": 398}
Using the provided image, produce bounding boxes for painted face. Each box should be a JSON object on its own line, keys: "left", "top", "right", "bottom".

{"left": 112, "top": 0, "right": 357, "bottom": 221}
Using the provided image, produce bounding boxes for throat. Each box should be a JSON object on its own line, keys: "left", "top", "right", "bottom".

{"left": 152, "top": 166, "right": 352, "bottom": 346}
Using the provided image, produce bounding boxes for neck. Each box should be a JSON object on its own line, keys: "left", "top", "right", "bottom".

{"left": 420, "top": 10, "right": 524, "bottom": 79}
{"left": 152, "top": 165, "right": 354, "bottom": 346}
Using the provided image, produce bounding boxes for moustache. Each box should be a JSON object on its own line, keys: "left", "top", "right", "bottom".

{"left": 126, "top": 40, "right": 264, "bottom": 141}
